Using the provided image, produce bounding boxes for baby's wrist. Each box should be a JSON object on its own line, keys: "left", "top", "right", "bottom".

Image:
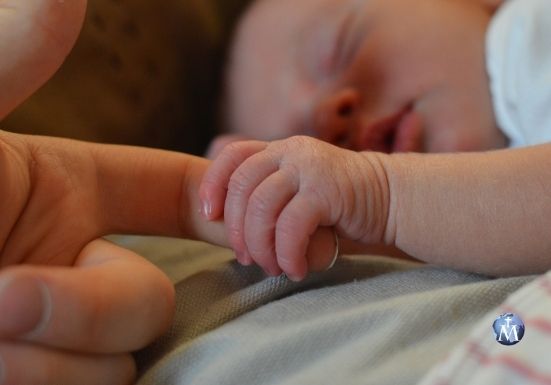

{"left": 354, "top": 151, "right": 396, "bottom": 246}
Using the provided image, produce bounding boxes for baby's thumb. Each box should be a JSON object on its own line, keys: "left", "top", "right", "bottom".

{"left": 0, "top": 0, "right": 87, "bottom": 119}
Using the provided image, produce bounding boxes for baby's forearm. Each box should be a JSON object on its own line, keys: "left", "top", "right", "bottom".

{"left": 375, "top": 144, "right": 551, "bottom": 276}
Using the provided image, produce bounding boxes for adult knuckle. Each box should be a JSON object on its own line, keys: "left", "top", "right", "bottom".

{"left": 137, "top": 266, "right": 175, "bottom": 341}
{"left": 80, "top": 293, "right": 110, "bottom": 345}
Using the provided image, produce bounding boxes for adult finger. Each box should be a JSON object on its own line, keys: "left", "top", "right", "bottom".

{"left": 5, "top": 133, "right": 228, "bottom": 248}
{"left": 0, "top": 341, "right": 134, "bottom": 385}
{"left": 0, "top": 132, "right": 247, "bottom": 259}
{"left": 86, "top": 139, "right": 229, "bottom": 245}
{"left": 0, "top": 239, "right": 175, "bottom": 353}
{"left": 0, "top": 0, "right": 87, "bottom": 119}
{"left": 244, "top": 170, "right": 297, "bottom": 276}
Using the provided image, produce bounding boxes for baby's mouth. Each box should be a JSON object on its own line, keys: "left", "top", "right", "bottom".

{"left": 359, "top": 105, "right": 423, "bottom": 153}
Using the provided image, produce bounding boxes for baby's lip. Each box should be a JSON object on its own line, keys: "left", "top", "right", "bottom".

{"left": 358, "top": 106, "right": 423, "bottom": 153}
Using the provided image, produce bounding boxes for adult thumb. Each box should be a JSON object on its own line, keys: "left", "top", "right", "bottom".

{"left": 0, "top": 0, "right": 87, "bottom": 119}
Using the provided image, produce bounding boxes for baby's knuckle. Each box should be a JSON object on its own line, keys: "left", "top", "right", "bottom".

{"left": 247, "top": 244, "right": 271, "bottom": 260}
{"left": 286, "top": 135, "right": 314, "bottom": 150}
{"left": 276, "top": 216, "right": 302, "bottom": 239}
{"left": 227, "top": 226, "right": 244, "bottom": 247}
{"left": 223, "top": 140, "right": 247, "bottom": 155}
{"left": 218, "top": 142, "right": 248, "bottom": 165}
{"left": 228, "top": 169, "right": 255, "bottom": 194}
{"left": 249, "top": 191, "right": 274, "bottom": 216}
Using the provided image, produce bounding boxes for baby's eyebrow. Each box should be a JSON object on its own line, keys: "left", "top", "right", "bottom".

{"left": 296, "top": 0, "right": 365, "bottom": 83}
{"left": 332, "top": 0, "right": 369, "bottom": 74}
{"left": 295, "top": 4, "right": 352, "bottom": 81}
{"left": 332, "top": 9, "right": 357, "bottom": 73}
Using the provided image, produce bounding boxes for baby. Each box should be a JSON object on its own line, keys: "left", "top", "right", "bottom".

{"left": 200, "top": 0, "right": 551, "bottom": 281}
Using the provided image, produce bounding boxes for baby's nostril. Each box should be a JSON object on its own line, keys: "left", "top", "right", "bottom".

{"left": 334, "top": 132, "right": 349, "bottom": 148}
{"left": 337, "top": 102, "right": 354, "bottom": 117}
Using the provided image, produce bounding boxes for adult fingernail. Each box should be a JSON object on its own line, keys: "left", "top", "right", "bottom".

{"left": 286, "top": 274, "right": 303, "bottom": 282}
{"left": 0, "top": 276, "right": 51, "bottom": 338}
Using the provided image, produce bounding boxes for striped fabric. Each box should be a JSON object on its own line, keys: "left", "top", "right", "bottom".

{"left": 418, "top": 271, "right": 551, "bottom": 385}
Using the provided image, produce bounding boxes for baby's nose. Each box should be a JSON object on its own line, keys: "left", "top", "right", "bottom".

{"left": 312, "top": 89, "right": 359, "bottom": 148}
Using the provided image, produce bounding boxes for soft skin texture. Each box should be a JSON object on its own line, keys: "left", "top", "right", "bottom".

{"left": 210, "top": 0, "right": 508, "bottom": 156}
{"left": 201, "top": 136, "right": 551, "bottom": 280}
{"left": 201, "top": 137, "right": 389, "bottom": 280}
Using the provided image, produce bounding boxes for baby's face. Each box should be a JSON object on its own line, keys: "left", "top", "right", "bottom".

{"left": 223, "top": 0, "right": 508, "bottom": 153}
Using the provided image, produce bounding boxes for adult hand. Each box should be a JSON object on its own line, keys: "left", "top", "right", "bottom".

{"left": 0, "top": 130, "right": 224, "bottom": 384}
{"left": 0, "top": 2, "right": 210, "bottom": 384}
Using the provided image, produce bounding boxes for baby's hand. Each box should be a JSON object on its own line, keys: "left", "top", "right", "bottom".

{"left": 200, "top": 136, "right": 391, "bottom": 280}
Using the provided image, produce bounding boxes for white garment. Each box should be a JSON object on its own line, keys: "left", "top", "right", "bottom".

{"left": 486, "top": 0, "right": 551, "bottom": 148}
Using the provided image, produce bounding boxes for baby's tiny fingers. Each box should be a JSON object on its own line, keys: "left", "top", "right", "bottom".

{"left": 200, "top": 140, "right": 267, "bottom": 220}
{"left": 275, "top": 194, "right": 323, "bottom": 281}
{"left": 224, "top": 148, "right": 284, "bottom": 264}
{"left": 244, "top": 170, "right": 298, "bottom": 276}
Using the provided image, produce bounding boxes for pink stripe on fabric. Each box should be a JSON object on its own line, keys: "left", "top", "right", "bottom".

{"left": 538, "top": 278, "right": 551, "bottom": 295}
{"left": 466, "top": 342, "right": 551, "bottom": 385}
{"left": 527, "top": 318, "right": 551, "bottom": 335}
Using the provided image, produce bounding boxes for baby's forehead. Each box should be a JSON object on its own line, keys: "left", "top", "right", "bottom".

{"left": 239, "top": 0, "right": 340, "bottom": 36}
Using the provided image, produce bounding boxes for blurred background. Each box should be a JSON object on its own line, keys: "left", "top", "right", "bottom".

{"left": 2, "top": 0, "right": 252, "bottom": 155}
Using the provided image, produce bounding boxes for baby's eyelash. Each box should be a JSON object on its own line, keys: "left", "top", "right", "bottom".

{"left": 332, "top": 11, "right": 355, "bottom": 72}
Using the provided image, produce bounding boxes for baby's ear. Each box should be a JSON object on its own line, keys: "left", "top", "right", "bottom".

{"left": 205, "top": 134, "right": 252, "bottom": 159}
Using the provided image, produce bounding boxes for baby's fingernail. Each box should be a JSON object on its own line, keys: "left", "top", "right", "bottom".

{"left": 0, "top": 276, "right": 51, "bottom": 338}
{"left": 201, "top": 199, "right": 213, "bottom": 219}
{"left": 286, "top": 273, "right": 303, "bottom": 282}
{"left": 235, "top": 250, "right": 254, "bottom": 266}
{"left": 234, "top": 250, "right": 244, "bottom": 264}
{"left": 241, "top": 250, "right": 254, "bottom": 266}
{"left": 266, "top": 266, "right": 283, "bottom": 277}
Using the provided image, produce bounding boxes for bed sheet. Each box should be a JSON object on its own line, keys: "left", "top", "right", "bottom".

{"left": 114, "top": 236, "right": 534, "bottom": 385}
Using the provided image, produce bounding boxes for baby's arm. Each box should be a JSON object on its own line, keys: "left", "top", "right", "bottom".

{"left": 385, "top": 143, "right": 551, "bottom": 276}
{"left": 200, "top": 136, "right": 551, "bottom": 279}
